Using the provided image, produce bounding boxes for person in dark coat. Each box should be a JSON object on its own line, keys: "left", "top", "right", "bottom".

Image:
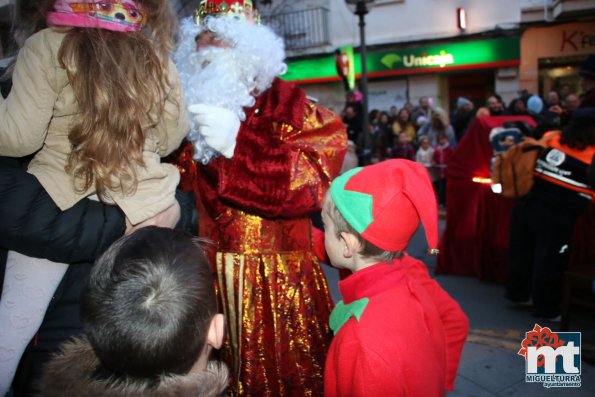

{"left": 506, "top": 108, "right": 595, "bottom": 320}
{"left": 451, "top": 96, "right": 475, "bottom": 142}
{"left": 1, "top": 159, "right": 195, "bottom": 396}
{"left": 579, "top": 54, "right": 595, "bottom": 108}
{"left": 0, "top": 158, "right": 126, "bottom": 396}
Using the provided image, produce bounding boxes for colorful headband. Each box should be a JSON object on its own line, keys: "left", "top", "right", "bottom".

{"left": 47, "top": 0, "right": 146, "bottom": 33}
{"left": 194, "top": 0, "right": 260, "bottom": 26}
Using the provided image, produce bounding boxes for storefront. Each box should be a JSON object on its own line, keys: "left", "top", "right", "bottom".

{"left": 283, "top": 36, "right": 520, "bottom": 113}
{"left": 520, "top": 21, "right": 595, "bottom": 98}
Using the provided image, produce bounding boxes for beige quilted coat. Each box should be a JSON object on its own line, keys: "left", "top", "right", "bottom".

{"left": 0, "top": 28, "right": 189, "bottom": 224}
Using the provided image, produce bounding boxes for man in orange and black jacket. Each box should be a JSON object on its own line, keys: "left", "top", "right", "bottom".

{"left": 506, "top": 107, "right": 595, "bottom": 320}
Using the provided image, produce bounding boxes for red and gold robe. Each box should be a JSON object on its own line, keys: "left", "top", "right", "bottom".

{"left": 179, "top": 78, "right": 347, "bottom": 396}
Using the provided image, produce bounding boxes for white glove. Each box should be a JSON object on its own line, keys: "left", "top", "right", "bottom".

{"left": 188, "top": 103, "right": 241, "bottom": 158}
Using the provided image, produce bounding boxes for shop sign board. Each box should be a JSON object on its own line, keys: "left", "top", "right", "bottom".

{"left": 283, "top": 36, "right": 519, "bottom": 83}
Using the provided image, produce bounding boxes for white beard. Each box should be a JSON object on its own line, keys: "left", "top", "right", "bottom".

{"left": 193, "top": 47, "right": 256, "bottom": 121}
{"left": 182, "top": 47, "right": 258, "bottom": 164}
{"left": 174, "top": 17, "right": 286, "bottom": 164}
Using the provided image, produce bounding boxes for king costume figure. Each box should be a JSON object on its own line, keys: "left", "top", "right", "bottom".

{"left": 173, "top": 1, "right": 348, "bottom": 395}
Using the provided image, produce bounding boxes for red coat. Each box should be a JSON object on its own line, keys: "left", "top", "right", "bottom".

{"left": 176, "top": 78, "right": 348, "bottom": 396}
{"left": 433, "top": 144, "right": 453, "bottom": 179}
{"left": 324, "top": 256, "right": 468, "bottom": 397}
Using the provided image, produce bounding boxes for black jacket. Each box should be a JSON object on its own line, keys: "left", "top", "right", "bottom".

{"left": 0, "top": 158, "right": 126, "bottom": 396}
{"left": 0, "top": 157, "right": 126, "bottom": 265}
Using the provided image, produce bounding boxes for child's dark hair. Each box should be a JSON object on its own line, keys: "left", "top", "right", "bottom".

{"left": 323, "top": 191, "right": 403, "bottom": 262}
{"left": 81, "top": 226, "right": 216, "bottom": 381}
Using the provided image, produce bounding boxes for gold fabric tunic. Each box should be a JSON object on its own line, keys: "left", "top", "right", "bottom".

{"left": 195, "top": 79, "right": 347, "bottom": 396}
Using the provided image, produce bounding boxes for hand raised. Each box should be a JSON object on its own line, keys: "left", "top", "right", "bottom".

{"left": 188, "top": 103, "right": 241, "bottom": 158}
{"left": 125, "top": 201, "right": 181, "bottom": 234}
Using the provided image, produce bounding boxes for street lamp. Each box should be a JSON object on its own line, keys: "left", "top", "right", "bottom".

{"left": 345, "top": 0, "right": 375, "bottom": 124}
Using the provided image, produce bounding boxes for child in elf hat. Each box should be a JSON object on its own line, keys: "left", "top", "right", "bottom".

{"left": 0, "top": 0, "right": 188, "bottom": 391}
{"left": 321, "top": 159, "right": 468, "bottom": 397}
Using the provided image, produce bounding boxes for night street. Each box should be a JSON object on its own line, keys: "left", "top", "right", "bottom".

{"left": 1, "top": 0, "right": 595, "bottom": 395}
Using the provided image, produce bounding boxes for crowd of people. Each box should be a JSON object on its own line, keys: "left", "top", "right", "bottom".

{"left": 339, "top": 63, "right": 594, "bottom": 210}
{"left": 341, "top": 97, "right": 459, "bottom": 209}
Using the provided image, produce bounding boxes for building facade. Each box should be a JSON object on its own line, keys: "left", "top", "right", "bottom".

{"left": 1, "top": 0, "right": 594, "bottom": 113}
{"left": 259, "top": 0, "right": 595, "bottom": 114}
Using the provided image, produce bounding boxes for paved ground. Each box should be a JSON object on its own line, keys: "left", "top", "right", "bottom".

{"left": 322, "top": 219, "right": 595, "bottom": 397}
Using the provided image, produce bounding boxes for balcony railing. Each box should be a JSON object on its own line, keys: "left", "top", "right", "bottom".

{"left": 262, "top": 7, "right": 330, "bottom": 51}
{"left": 521, "top": 0, "right": 595, "bottom": 22}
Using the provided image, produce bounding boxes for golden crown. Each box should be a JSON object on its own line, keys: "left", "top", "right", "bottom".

{"left": 195, "top": 0, "right": 260, "bottom": 25}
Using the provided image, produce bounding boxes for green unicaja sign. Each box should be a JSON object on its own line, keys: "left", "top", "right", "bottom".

{"left": 282, "top": 36, "right": 519, "bottom": 82}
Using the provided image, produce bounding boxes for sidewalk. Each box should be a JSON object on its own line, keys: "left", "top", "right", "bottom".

{"left": 439, "top": 272, "right": 595, "bottom": 397}
{"left": 322, "top": 220, "right": 595, "bottom": 397}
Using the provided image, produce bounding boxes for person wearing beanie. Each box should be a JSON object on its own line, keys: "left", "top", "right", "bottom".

{"left": 527, "top": 95, "right": 544, "bottom": 114}
{"left": 321, "top": 159, "right": 469, "bottom": 397}
{"left": 456, "top": 96, "right": 472, "bottom": 109}
{"left": 452, "top": 95, "right": 475, "bottom": 141}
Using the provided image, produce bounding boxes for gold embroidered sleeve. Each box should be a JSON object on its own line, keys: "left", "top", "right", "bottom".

{"left": 277, "top": 101, "right": 348, "bottom": 216}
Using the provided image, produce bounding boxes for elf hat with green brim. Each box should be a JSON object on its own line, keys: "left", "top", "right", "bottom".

{"left": 330, "top": 159, "right": 439, "bottom": 254}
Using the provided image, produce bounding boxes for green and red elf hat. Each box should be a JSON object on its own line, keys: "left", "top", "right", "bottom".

{"left": 330, "top": 159, "right": 439, "bottom": 254}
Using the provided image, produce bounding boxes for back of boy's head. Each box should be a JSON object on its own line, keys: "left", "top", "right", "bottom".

{"left": 81, "top": 226, "right": 216, "bottom": 381}
{"left": 327, "top": 159, "right": 439, "bottom": 255}
{"left": 323, "top": 190, "right": 397, "bottom": 261}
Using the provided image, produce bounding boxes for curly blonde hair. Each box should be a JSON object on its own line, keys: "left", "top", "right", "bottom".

{"left": 59, "top": 0, "right": 178, "bottom": 196}
{"left": 429, "top": 108, "right": 450, "bottom": 131}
